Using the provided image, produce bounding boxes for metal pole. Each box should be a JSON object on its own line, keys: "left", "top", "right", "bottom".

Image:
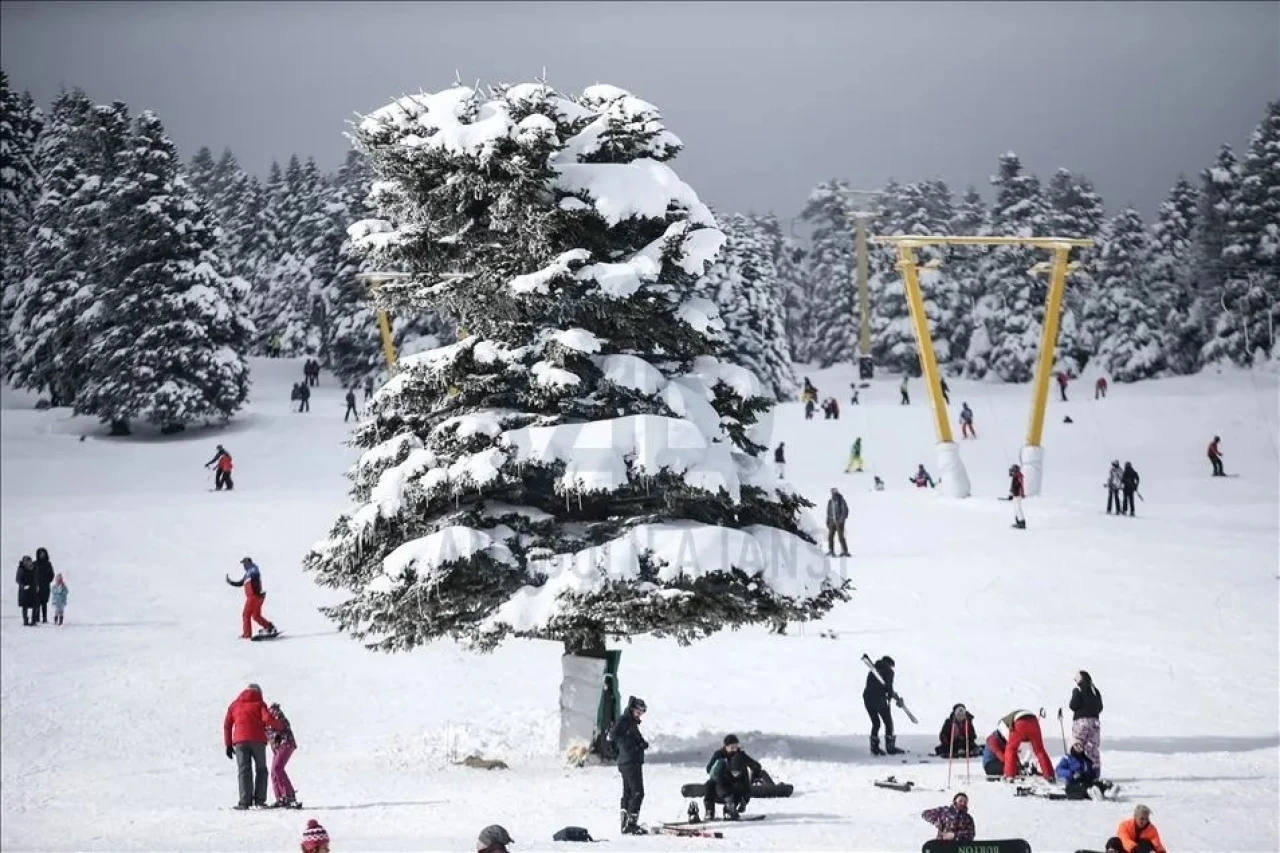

{"left": 857, "top": 216, "right": 871, "bottom": 357}
{"left": 1025, "top": 246, "right": 1072, "bottom": 449}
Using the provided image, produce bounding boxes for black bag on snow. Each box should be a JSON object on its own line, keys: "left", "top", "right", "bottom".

{"left": 552, "top": 826, "right": 594, "bottom": 842}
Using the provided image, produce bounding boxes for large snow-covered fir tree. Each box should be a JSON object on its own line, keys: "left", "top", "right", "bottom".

{"left": 1203, "top": 101, "right": 1280, "bottom": 365}
{"left": 76, "top": 110, "right": 253, "bottom": 434}
{"left": 1082, "top": 207, "right": 1166, "bottom": 381}
{"left": 0, "top": 71, "right": 44, "bottom": 372}
{"left": 801, "top": 179, "right": 856, "bottom": 368}
{"left": 1189, "top": 145, "right": 1240, "bottom": 324}
{"left": 1149, "top": 177, "right": 1203, "bottom": 375}
{"left": 1046, "top": 168, "right": 1105, "bottom": 368}
{"left": 304, "top": 83, "right": 848, "bottom": 720}
{"left": 946, "top": 186, "right": 987, "bottom": 363}
{"left": 777, "top": 231, "right": 812, "bottom": 365}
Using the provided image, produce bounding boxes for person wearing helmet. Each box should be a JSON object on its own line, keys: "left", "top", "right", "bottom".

{"left": 702, "top": 734, "right": 773, "bottom": 821}
{"left": 476, "top": 824, "right": 514, "bottom": 853}
{"left": 1207, "top": 436, "right": 1225, "bottom": 476}
{"left": 226, "top": 556, "right": 277, "bottom": 639}
{"left": 1008, "top": 464, "right": 1026, "bottom": 529}
{"left": 608, "top": 695, "right": 649, "bottom": 834}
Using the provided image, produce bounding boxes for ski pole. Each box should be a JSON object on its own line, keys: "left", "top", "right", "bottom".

{"left": 1057, "top": 707, "right": 1067, "bottom": 753}
{"left": 947, "top": 719, "right": 956, "bottom": 789}
{"left": 964, "top": 718, "right": 971, "bottom": 784}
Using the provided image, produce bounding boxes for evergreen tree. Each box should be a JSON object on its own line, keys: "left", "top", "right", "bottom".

{"left": 777, "top": 232, "right": 811, "bottom": 365}
{"left": 186, "top": 146, "right": 218, "bottom": 200}
{"left": 801, "top": 179, "right": 855, "bottom": 368}
{"left": 1083, "top": 208, "right": 1166, "bottom": 381}
{"left": 304, "top": 81, "right": 847, "bottom": 682}
{"left": 1204, "top": 102, "right": 1280, "bottom": 365}
{"left": 1046, "top": 168, "right": 1105, "bottom": 368}
{"left": 246, "top": 160, "right": 287, "bottom": 351}
{"left": 0, "top": 71, "right": 44, "bottom": 371}
{"left": 1148, "top": 177, "right": 1202, "bottom": 374}
{"left": 947, "top": 186, "right": 987, "bottom": 361}
{"left": 1190, "top": 145, "right": 1240, "bottom": 308}
{"left": 76, "top": 110, "right": 252, "bottom": 433}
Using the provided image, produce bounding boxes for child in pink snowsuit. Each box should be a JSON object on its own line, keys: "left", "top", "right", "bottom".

{"left": 267, "top": 702, "right": 298, "bottom": 807}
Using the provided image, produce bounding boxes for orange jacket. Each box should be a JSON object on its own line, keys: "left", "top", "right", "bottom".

{"left": 217, "top": 454, "right": 233, "bottom": 472}
{"left": 1117, "top": 818, "right": 1166, "bottom": 853}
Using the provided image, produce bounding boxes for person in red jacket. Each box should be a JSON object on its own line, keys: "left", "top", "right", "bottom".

{"left": 996, "top": 709, "right": 1055, "bottom": 781}
{"left": 226, "top": 557, "right": 277, "bottom": 639}
{"left": 1207, "top": 435, "right": 1225, "bottom": 477}
{"left": 224, "top": 683, "right": 284, "bottom": 809}
{"left": 1095, "top": 377, "right": 1108, "bottom": 399}
{"left": 1056, "top": 371, "right": 1069, "bottom": 402}
{"left": 204, "top": 444, "right": 235, "bottom": 491}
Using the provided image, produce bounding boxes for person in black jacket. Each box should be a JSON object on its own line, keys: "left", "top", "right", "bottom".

{"left": 608, "top": 695, "right": 649, "bottom": 835}
{"left": 16, "top": 555, "right": 38, "bottom": 626}
{"left": 935, "top": 703, "right": 979, "bottom": 758}
{"left": 344, "top": 388, "right": 358, "bottom": 422}
{"left": 1120, "top": 463, "right": 1140, "bottom": 517}
{"left": 1069, "top": 670, "right": 1104, "bottom": 771}
{"left": 703, "top": 734, "right": 774, "bottom": 820}
{"left": 864, "top": 655, "right": 904, "bottom": 755}
{"left": 773, "top": 443, "right": 785, "bottom": 479}
{"left": 33, "top": 547, "right": 54, "bottom": 623}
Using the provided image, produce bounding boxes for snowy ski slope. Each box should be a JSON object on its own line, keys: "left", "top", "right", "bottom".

{"left": 2, "top": 357, "right": 1277, "bottom": 852}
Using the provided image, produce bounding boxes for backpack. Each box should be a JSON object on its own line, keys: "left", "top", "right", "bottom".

{"left": 552, "top": 826, "right": 594, "bottom": 842}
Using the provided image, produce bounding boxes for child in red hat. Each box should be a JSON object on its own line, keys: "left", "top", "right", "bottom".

{"left": 301, "top": 819, "right": 329, "bottom": 853}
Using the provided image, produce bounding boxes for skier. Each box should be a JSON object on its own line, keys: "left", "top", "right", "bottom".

{"left": 849, "top": 383, "right": 860, "bottom": 405}
{"left": 909, "top": 464, "right": 935, "bottom": 489}
{"left": 863, "top": 655, "right": 904, "bottom": 756}
{"left": 269, "top": 335, "right": 282, "bottom": 358}
{"left": 1008, "top": 464, "right": 1026, "bottom": 529}
{"left": 940, "top": 377, "right": 951, "bottom": 405}
{"left": 1113, "top": 804, "right": 1166, "bottom": 853}
{"left": 50, "top": 573, "right": 68, "bottom": 625}
{"left": 343, "top": 388, "right": 358, "bottom": 423}
{"left": 1056, "top": 371, "right": 1069, "bottom": 402}
{"left": 476, "top": 825, "right": 514, "bottom": 853}
{"left": 226, "top": 556, "right": 278, "bottom": 639}
{"left": 702, "top": 734, "right": 773, "bottom": 821}
{"left": 205, "top": 444, "right": 234, "bottom": 491}
{"left": 1069, "top": 670, "right": 1104, "bottom": 770}
{"left": 290, "top": 383, "right": 303, "bottom": 411}
{"left": 33, "top": 547, "right": 54, "bottom": 624}
{"left": 844, "top": 437, "right": 863, "bottom": 473}
{"left": 223, "top": 682, "right": 284, "bottom": 809}
{"left": 774, "top": 443, "right": 786, "bottom": 479}
{"left": 1120, "top": 462, "right": 1140, "bottom": 517}
{"left": 935, "top": 703, "right": 978, "bottom": 758}
{"left": 996, "top": 709, "right": 1055, "bottom": 780}
{"left": 267, "top": 701, "right": 299, "bottom": 808}
{"left": 1095, "top": 376, "right": 1108, "bottom": 399}
{"left": 825, "top": 487, "right": 850, "bottom": 557}
{"left": 804, "top": 398, "right": 816, "bottom": 420}
{"left": 1207, "top": 435, "right": 1225, "bottom": 477}
{"left": 899, "top": 376, "right": 910, "bottom": 405}
{"left": 301, "top": 819, "right": 331, "bottom": 853}
{"left": 364, "top": 375, "right": 375, "bottom": 400}
{"left": 608, "top": 695, "right": 649, "bottom": 835}
{"left": 921, "top": 792, "right": 975, "bottom": 842}
{"left": 873, "top": 476, "right": 885, "bottom": 492}
{"left": 959, "top": 403, "right": 976, "bottom": 439}
{"left": 1105, "top": 461, "right": 1122, "bottom": 514}
{"left": 1055, "top": 741, "right": 1115, "bottom": 800}
{"left": 298, "top": 381, "right": 311, "bottom": 413}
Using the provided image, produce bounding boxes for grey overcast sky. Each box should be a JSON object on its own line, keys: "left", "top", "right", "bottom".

{"left": 1, "top": 1, "right": 1277, "bottom": 224}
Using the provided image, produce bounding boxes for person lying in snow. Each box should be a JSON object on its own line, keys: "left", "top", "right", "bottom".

{"left": 921, "top": 792, "right": 974, "bottom": 841}
{"left": 702, "top": 734, "right": 773, "bottom": 820}
{"left": 1055, "top": 741, "right": 1116, "bottom": 800}
{"left": 935, "top": 704, "right": 978, "bottom": 757}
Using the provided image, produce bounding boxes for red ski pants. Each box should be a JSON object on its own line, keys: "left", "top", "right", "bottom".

{"left": 241, "top": 595, "right": 273, "bottom": 638}
{"left": 1004, "top": 716, "right": 1054, "bottom": 779}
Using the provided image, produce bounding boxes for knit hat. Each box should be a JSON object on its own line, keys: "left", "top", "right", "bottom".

{"left": 723, "top": 734, "right": 739, "bottom": 746}
{"left": 246, "top": 683, "right": 262, "bottom": 694}
{"left": 477, "top": 824, "right": 514, "bottom": 847}
{"left": 627, "top": 696, "right": 647, "bottom": 713}
{"left": 952, "top": 791, "right": 969, "bottom": 807}
{"left": 301, "top": 819, "right": 329, "bottom": 851}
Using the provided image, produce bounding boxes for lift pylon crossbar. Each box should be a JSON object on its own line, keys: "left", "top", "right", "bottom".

{"left": 871, "top": 235, "right": 1094, "bottom": 249}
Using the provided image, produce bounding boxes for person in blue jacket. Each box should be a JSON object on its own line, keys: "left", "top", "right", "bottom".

{"left": 1055, "top": 742, "right": 1116, "bottom": 800}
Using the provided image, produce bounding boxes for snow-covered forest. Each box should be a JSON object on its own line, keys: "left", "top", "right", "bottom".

{"left": 1, "top": 70, "right": 1276, "bottom": 435}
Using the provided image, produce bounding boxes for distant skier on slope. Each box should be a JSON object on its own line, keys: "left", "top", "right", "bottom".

{"left": 1095, "top": 376, "right": 1108, "bottom": 399}
{"left": 1105, "top": 461, "right": 1123, "bottom": 515}
{"left": 343, "top": 388, "right": 358, "bottom": 422}
{"left": 863, "top": 655, "right": 904, "bottom": 756}
{"left": 1057, "top": 371, "right": 1070, "bottom": 402}
{"left": 959, "top": 403, "right": 976, "bottom": 439}
{"left": 1207, "top": 435, "right": 1226, "bottom": 477}
{"left": 826, "top": 488, "right": 851, "bottom": 557}
{"left": 774, "top": 442, "right": 786, "bottom": 479}
{"left": 844, "top": 437, "right": 863, "bottom": 473}
{"left": 1120, "top": 462, "right": 1141, "bottom": 516}
{"left": 1008, "top": 464, "right": 1026, "bottom": 529}
{"left": 900, "top": 376, "right": 910, "bottom": 405}
{"left": 205, "top": 444, "right": 234, "bottom": 491}
{"left": 909, "top": 464, "right": 935, "bottom": 489}
{"left": 226, "top": 557, "right": 277, "bottom": 640}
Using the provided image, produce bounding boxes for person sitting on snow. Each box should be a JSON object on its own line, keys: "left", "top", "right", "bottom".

{"left": 921, "top": 792, "right": 975, "bottom": 842}
{"left": 1055, "top": 741, "right": 1115, "bottom": 800}
{"left": 703, "top": 734, "right": 772, "bottom": 821}
{"left": 936, "top": 704, "right": 978, "bottom": 758}
{"left": 1112, "top": 804, "right": 1166, "bottom": 853}
{"left": 909, "top": 464, "right": 935, "bottom": 489}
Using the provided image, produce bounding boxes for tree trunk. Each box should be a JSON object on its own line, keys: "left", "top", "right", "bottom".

{"left": 108, "top": 418, "right": 131, "bottom": 436}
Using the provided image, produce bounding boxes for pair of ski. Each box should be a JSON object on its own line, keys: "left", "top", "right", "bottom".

{"left": 860, "top": 653, "right": 919, "bottom": 724}
{"left": 658, "top": 814, "right": 765, "bottom": 838}
{"left": 1014, "top": 782, "right": 1122, "bottom": 801}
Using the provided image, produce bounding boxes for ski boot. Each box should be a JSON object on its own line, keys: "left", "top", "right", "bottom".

{"left": 619, "top": 809, "right": 629, "bottom": 834}
{"left": 869, "top": 735, "right": 885, "bottom": 756}
{"left": 723, "top": 798, "right": 740, "bottom": 821}
{"left": 885, "top": 735, "right": 906, "bottom": 756}
{"left": 703, "top": 798, "right": 716, "bottom": 821}
{"left": 622, "top": 813, "right": 647, "bottom": 835}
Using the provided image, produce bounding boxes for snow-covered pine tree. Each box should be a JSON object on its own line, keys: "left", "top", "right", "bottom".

{"left": 1203, "top": 101, "right": 1280, "bottom": 365}
{"left": 245, "top": 160, "right": 287, "bottom": 352}
{"left": 966, "top": 152, "right": 1053, "bottom": 381}
{"left": 76, "top": 110, "right": 252, "bottom": 434}
{"left": 186, "top": 146, "right": 218, "bottom": 201}
{"left": 801, "top": 179, "right": 856, "bottom": 368}
{"left": 1082, "top": 207, "right": 1166, "bottom": 381}
{"left": 1190, "top": 145, "right": 1240, "bottom": 332}
{"left": 256, "top": 155, "right": 326, "bottom": 355}
{"left": 947, "top": 186, "right": 987, "bottom": 362}
{"left": 777, "top": 230, "right": 812, "bottom": 365}
{"left": 1046, "top": 168, "right": 1105, "bottom": 369}
{"left": 1148, "top": 178, "right": 1202, "bottom": 374}
{"left": 304, "top": 82, "right": 849, "bottom": 708}
{"left": 0, "top": 71, "right": 44, "bottom": 372}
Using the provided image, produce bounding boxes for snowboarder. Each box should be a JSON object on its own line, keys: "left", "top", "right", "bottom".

{"left": 343, "top": 388, "right": 358, "bottom": 422}
{"left": 959, "top": 403, "right": 975, "bottom": 439}
{"left": 702, "top": 734, "right": 773, "bottom": 821}
{"left": 1120, "top": 462, "right": 1140, "bottom": 516}
{"left": 935, "top": 703, "right": 978, "bottom": 758}
{"left": 1095, "top": 376, "right": 1108, "bottom": 399}
{"left": 844, "top": 437, "right": 863, "bottom": 473}
{"left": 608, "top": 695, "right": 649, "bottom": 835}
{"left": 267, "top": 702, "right": 299, "bottom": 808}
{"left": 849, "top": 383, "right": 860, "bottom": 405}
{"left": 223, "top": 683, "right": 284, "bottom": 809}
{"left": 1105, "top": 461, "right": 1122, "bottom": 514}
{"left": 825, "top": 487, "right": 850, "bottom": 557}
{"left": 774, "top": 443, "right": 786, "bottom": 479}
{"left": 1208, "top": 435, "right": 1226, "bottom": 477}
{"left": 301, "top": 819, "right": 331, "bottom": 853}
{"left": 476, "top": 824, "right": 514, "bottom": 853}
{"left": 16, "top": 555, "right": 38, "bottom": 626}
{"left": 33, "top": 547, "right": 54, "bottom": 623}
{"left": 1113, "top": 804, "right": 1166, "bottom": 853}
{"left": 996, "top": 709, "right": 1055, "bottom": 780}
{"left": 804, "top": 398, "right": 816, "bottom": 420}
{"left": 1055, "top": 741, "right": 1115, "bottom": 800}
{"left": 1070, "top": 670, "right": 1104, "bottom": 771}
{"left": 940, "top": 377, "right": 950, "bottom": 405}
{"left": 1008, "top": 464, "right": 1026, "bottom": 529}
{"left": 226, "top": 557, "right": 277, "bottom": 640}
{"left": 899, "top": 376, "right": 910, "bottom": 405}
{"left": 364, "top": 375, "right": 375, "bottom": 400}
{"left": 298, "top": 381, "right": 311, "bottom": 413}
{"left": 909, "top": 464, "right": 935, "bottom": 489}
{"left": 921, "top": 792, "right": 975, "bottom": 842}
{"left": 1057, "top": 371, "right": 1069, "bottom": 402}
{"left": 50, "top": 573, "right": 68, "bottom": 625}
{"left": 205, "top": 444, "right": 234, "bottom": 491}
{"left": 863, "top": 655, "right": 904, "bottom": 756}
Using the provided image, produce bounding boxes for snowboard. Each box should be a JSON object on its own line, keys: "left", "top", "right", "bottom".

{"left": 250, "top": 631, "right": 283, "bottom": 642}
{"left": 666, "top": 815, "right": 765, "bottom": 827}
{"left": 874, "top": 777, "right": 914, "bottom": 792}
{"left": 923, "top": 840, "right": 1031, "bottom": 853}
{"left": 681, "top": 782, "right": 793, "bottom": 798}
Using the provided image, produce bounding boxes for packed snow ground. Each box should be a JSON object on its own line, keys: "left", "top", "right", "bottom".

{"left": 2, "top": 358, "right": 1277, "bottom": 852}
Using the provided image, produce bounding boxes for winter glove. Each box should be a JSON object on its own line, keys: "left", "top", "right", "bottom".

{"left": 226, "top": 746, "right": 234, "bottom": 759}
